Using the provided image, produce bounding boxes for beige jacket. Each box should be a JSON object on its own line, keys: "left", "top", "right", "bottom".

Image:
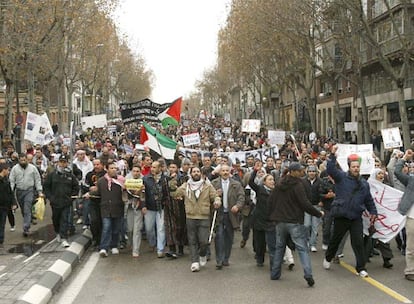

{"left": 174, "top": 180, "right": 221, "bottom": 220}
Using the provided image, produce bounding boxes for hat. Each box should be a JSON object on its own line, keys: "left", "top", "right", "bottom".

{"left": 288, "top": 162, "right": 305, "bottom": 172}
{"left": 59, "top": 155, "right": 69, "bottom": 162}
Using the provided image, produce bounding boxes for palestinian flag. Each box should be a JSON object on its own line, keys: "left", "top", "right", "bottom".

{"left": 157, "top": 97, "right": 182, "bottom": 128}
{"left": 140, "top": 122, "right": 177, "bottom": 160}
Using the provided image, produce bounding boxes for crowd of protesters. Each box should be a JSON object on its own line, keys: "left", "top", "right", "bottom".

{"left": 0, "top": 115, "right": 413, "bottom": 287}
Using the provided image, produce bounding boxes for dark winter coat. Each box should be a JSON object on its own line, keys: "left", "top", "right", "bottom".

{"left": 0, "top": 175, "right": 15, "bottom": 211}
{"left": 95, "top": 176, "right": 124, "bottom": 218}
{"left": 44, "top": 168, "right": 79, "bottom": 208}
{"left": 248, "top": 170, "right": 271, "bottom": 231}
{"left": 327, "top": 155, "right": 377, "bottom": 220}
{"left": 268, "top": 174, "right": 321, "bottom": 224}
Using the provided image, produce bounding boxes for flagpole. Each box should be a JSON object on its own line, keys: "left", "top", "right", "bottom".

{"left": 154, "top": 128, "right": 165, "bottom": 159}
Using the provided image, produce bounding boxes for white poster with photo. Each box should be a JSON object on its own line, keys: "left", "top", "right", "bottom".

{"left": 381, "top": 127, "right": 402, "bottom": 149}
{"left": 241, "top": 119, "right": 261, "bottom": 133}
{"left": 24, "top": 112, "right": 54, "bottom": 145}
{"left": 182, "top": 132, "right": 201, "bottom": 147}
{"left": 81, "top": 114, "right": 107, "bottom": 131}
{"left": 268, "top": 130, "right": 286, "bottom": 145}
{"left": 336, "top": 144, "right": 375, "bottom": 175}
{"left": 344, "top": 122, "right": 358, "bottom": 132}
{"left": 224, "top": 113, "right": 231, "bottom": 122}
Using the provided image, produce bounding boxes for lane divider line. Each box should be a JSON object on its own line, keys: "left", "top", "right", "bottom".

{"left": 340, "top": 260, "right": 412, "bottom": 304}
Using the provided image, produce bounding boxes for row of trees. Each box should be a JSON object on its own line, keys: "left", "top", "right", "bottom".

{"left": 0, "top": 0, "right": 153, "bottom": 134}
{"left": 196, "top": 0, "right": 414, "bottom": 147}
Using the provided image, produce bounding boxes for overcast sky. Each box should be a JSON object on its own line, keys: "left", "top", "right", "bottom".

{"left": 116, "top": 0, "right": 229, "bottom": 104}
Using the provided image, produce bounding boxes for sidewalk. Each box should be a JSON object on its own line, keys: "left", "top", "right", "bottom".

{"left": 0, "top": 205, "right": 91, "bottom": 304}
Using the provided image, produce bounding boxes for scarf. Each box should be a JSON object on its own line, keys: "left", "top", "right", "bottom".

{"left": 104, "top": 173, "right": 125, "bottom": 191}
{"left": 264, "top": 185, "right": 272, "bottom": 193}
{"left": 186, "top": 178, "right": 205, "bottom": 200}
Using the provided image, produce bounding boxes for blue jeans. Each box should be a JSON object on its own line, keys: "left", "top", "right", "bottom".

{"left": 265, "top": 226, "right": 277, "bottom": 270}
{"left": 304, "top": 206, "right": 322, "bottom": 247}
{"left": 16, "top": 189, "right": 35, "bottom": 232}
{"left": 0, "top": 209, "right": 7, "bottom": 244}
{"left": 100, "top": 217, "right": 121, "bottom": 251}
{"left": 272, "top": 222, "right": 313, "bottom": 280}
{"left": 144, "top": 210, "right": 165, "bottom": 254}
{"left": 215, "top": 213, "right": 234, "bottom": 265}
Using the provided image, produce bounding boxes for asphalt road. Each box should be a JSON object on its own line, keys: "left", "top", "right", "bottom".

{"left": 51, "top": 232, "right": 414, "bottom": 304}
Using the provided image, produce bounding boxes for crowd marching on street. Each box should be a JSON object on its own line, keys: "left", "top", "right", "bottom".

{"left": 1, "top": 114, "right": 414, "bottom": 288}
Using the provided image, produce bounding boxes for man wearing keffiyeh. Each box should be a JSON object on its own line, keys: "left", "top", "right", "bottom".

{"left": 87, "top": 162, "right": 126, "bottom": 258}
{"left": 174, "top": 167, "right": 221, "bottom": 272}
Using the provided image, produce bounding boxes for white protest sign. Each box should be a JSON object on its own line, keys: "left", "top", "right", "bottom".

{"left": 81, "top": 114, "right": 107, "bottom": 131}
{"left": 363, "top": 179, "right": 405, "bottom": 243}
{"left": 268, "top": 130, "right": 286, "bottom": 145}
{"left": 241, "top": 119, "right": 261, "bottom": 133}
{"left": 24, "top": 112, "right": 54, "bottom": 145}
{"left": 381, "top": 127, "right": 402, "bottom": 149}
{"left": 222, "top": 127, "right": 232, "bottom": 134}
{"left": 344, "top": 122, "right": 358, "bottom": 132}
{"left": 336, "top": 144, "right": 375, "bottom": 175}
{"left": 224, "top": 113, "right": 231, "bottom": 122}
{"left": 182, "top": 132, "right": 201, "bottom": 147}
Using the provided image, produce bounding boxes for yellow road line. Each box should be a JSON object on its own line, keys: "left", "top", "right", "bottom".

{"left": 340, "top": 260, "right": 412, "bottom": 304}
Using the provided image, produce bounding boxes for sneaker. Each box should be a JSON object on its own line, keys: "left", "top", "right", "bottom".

{"left": 305, "top": 276, "right": 315, "bottom": 287}
{"left": 357, "top": 270, "right": 369, "bottom": 278}
{"left": 191, "top": 262, "right": 200, "bottom": 272}
{"left": 405, "top": 274, "right": 414, "bottom": 281}
{"left": 157, "top": 252, "right": 165, "bottom": 258}
{"left": 311, "top": 246, "right": 317, "bottom": 252}
{"left": 82, "top": 225, "right": 88, "bottom": 230}
{"left": 111, "top": 248, "right": 120, "bottom": 255}
{"left": 337, "top": 253, "right": 344, "bottom": 258}
{"left": 200, "top": 256, "right": 207, "bottom": 267}
{"left": 288, "top": 263, "right": 295, "bottom": 271}
{"left": 166, "top": 251, "right": 177, "bottom": 258}
{"left": 323, "top": 258, "right": 331, "bottom": 270}
{"left": 76, "top": 218, "right": 83, "bottom": 224}
{"left": 61, "top": 240, "right": 70, "bottom": 248}
{"left": 56, "top": 234, "right": 61, "bottom": 243}
{"left": 332, "top": 256, "right": 340, "bottom": 264}
{"left": 322, "top": 244, "right": 328, "bottom": 250}
{"left": 99, "top": 249, "right": 108, "bottom": 257}
{"left": 10, "top": 226, "right": 15, "bottom": 232}
{"left": 240, "top": 240, "right": 246, "bottom": 248}
{"left": 132, "top": 253, "right": 140, "bottom": 258}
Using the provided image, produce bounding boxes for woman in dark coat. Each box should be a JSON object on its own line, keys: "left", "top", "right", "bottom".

{"left": 249, "top": 161, "right": 275, "bottom": 267}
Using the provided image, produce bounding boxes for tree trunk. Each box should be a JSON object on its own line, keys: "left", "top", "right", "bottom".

{"left": 398, "top": 85, "right": 411, "bottom": 148}
{"left": 5, "top": 82, "right": 14, "bottom": 136}
{"left": 359, "top": 87, "right": 370, "bottom": 144}
{"left": 28, "top": 66, "right": 35, "bottom": 113}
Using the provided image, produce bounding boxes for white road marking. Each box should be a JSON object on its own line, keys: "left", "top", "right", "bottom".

{"left": 55, "top": 252, "right": 99, "bottom": 304}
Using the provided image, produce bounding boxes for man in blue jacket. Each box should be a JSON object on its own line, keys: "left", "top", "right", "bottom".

{"left": 323, "top": 145, "right": 377, "bottom": 277}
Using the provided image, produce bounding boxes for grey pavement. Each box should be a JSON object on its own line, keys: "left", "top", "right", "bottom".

{"left": 52, "top": 230, "right": 414, "bottom": 304}
{"left": 0, "top": 205, "right": 90, "bottom": 304}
